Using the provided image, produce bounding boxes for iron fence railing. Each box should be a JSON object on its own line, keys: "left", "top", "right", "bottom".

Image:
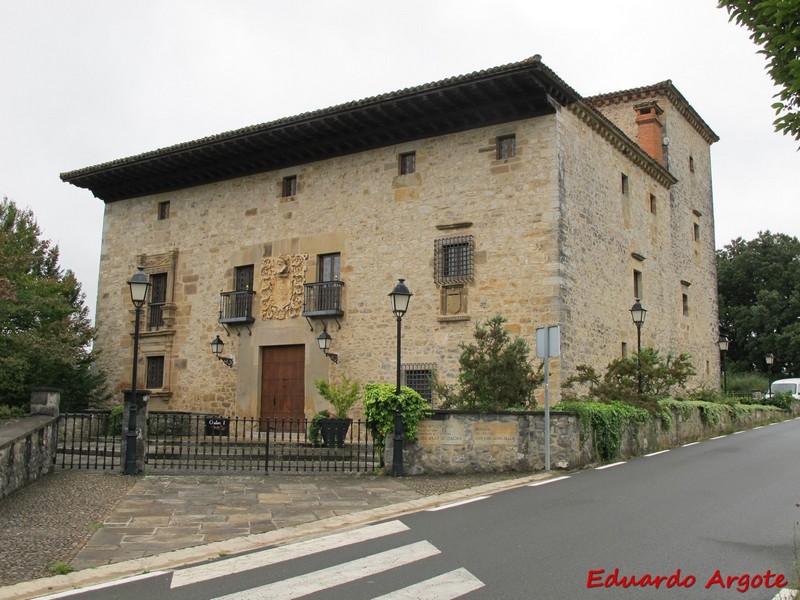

{"left": 302, "top": 281, "right": 344, "bottom": 317}
{"left": 54, "top": 412, "right": 378, "bottom": 473}
{"left": 218, "top": 290, "right": 255, "bottom": 323}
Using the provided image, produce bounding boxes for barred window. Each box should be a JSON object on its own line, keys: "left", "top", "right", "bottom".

{"left": 146, "top": 356, "right": 165, "bottom": 389}
{"left": 402, "top": 363, "right": 436, "bottom": 404}
{"left": 434, "top": 235, "right": 474, "bottom": 285}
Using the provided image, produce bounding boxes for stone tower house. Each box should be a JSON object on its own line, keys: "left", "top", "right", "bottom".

{"left": 62, "top": 56, "right": 720, "bottom": 420}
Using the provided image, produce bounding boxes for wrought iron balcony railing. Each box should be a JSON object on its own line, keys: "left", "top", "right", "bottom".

{"left": 302, "top": 281, "right": 344, "bottom": 318}
{"left": 218, "top": 290, "right": 256, "bottom": 324}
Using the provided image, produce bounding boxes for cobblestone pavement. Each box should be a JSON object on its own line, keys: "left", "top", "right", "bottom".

{"left": 0, "top": 469, "right": 525, "bottom": 588}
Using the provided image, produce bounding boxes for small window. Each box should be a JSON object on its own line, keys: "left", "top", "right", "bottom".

{"left": 689, "top": 156, "right": 695, "bottom": 173}
{"left": 633, "top": 270, "right": 643, "bottom": 300}
{"left": 682, "top": 293, "right": 690, "bottom": 317}
{"left": 434, "top": 235, "right": 475, "bottom": 284}
{"left": 402, "top": 363, "right": 436, "bottom": 404}
{"left": 649, "top": 194, "right": 657, "bottom": 215}
{"left": 148, "top": 273, "right": 167, "bottom": 330}
{"left": 621, "top": 173, "right": 629, "bottom": 195}
{"left": 399, "top": 152, "right": 416, "bottom": 175}
{"left": 235, "top": 265, "right": 254, "bottom": 292}
{"left": 621, "top": 342, "right": 628, "bottom": 358}
{"left": 146, "top": 356, "right": 165, "bottom": 389}
{"left": 693, "top": 223, "right": 701, "bottom": 242}
{"left": 318, "top": 253, "right": 340, "bottom": 282}
{"left": 496, "top": 135, "right": 516, "bottom": 160}
{"left": 282, "top": 175, "right": 297, "bottom": 198}
{"left": 158, "top": 201, "right": 170, "bottom": 220}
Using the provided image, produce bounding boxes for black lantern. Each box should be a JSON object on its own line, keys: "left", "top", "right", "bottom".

{"left": 316, "top": 329, "right": 338, "bottom": 363}
{"left": 389, "top": 278, "right": 413, "bottom": 318}
{"left": 766, "top": 353, "right": 775, "bottom": 396}
{"left": 210, "top": 335, "right": 234, "bottom": 368}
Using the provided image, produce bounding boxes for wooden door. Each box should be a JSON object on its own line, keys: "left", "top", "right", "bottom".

{"left": 260, "top": 345, "right": 305, "bottom": 431}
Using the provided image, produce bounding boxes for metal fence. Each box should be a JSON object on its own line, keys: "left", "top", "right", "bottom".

{"left": 54, "top": 412, "right": 378, "bottom": 473}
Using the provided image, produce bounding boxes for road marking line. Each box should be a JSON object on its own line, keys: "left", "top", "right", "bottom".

{"left": 732, "top": 430, "right": 745, "bottom": 434}
{"left": 427, "top": 496, "right": 489, "bottom": 512}
{"left": 528, "top": 476, "right": 571, "bottom": 486}
{"left": 171, "top": 520, "right": 409, "bottom": 588}
{"left": 211, "top": 541, "right": 441, "bottom": 600}
{"left": 682, "top": 442, "right": 700, "bottom": 447}
{"left": 711, "top": 435, "right": 726, "bottom": 439}
{"left": 36, "top": 571, "right": 170, "bottom": 598}
{"left": 754, "top": 425, "right": 764, "bottom": 429}
{"left": 596, "top": 461, "right": 626, "bottom": 470}
{"left": 644, "top": 450, "right": 670, "bottom": 457}
{"left": 372, "top": 567, "right": 485, "bottom": 599}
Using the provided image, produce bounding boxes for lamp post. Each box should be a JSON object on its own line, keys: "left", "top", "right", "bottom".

{"left": 388, "top": 279, "right": 412, "bottom": 478}
{"left": 125, "top": 266, "right": 150, "bottom": 476}
{"left": 765, "top": 352, "right": 775, "bottom": 397}
{"left": 629, "top": 299, "right": 647, "bottom": 396}
{"left": 717, "top": 335, "right": 729, "bottom": 395}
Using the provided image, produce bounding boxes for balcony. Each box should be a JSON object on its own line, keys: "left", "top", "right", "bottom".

{"left": 218, "top": 290, "right": 256, "bottom": 324}
{"left": 302, "top": 281, "right": 344, "bottom": 318}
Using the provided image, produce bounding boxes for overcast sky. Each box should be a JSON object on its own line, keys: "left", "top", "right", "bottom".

{"left": 1, "top": 1, "right": 797, "bottom": 322}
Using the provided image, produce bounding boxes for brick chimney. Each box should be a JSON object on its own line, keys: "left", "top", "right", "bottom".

{"left": 634, "top": 101, "right": 664, "bottom": 165}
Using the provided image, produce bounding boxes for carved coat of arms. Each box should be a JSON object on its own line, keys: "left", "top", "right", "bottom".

{"left": 260, "top": 254, "right": 308, "bottom": 320}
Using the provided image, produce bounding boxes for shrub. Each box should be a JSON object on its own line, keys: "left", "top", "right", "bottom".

{"left": 435, "top": 315, "right": 539, "bottom": 412}
{"left": 363, "top": 383, "right": 431, "bottom": 464}
{"left": 561, "top": 349, "right": 695, "bottom": 412}
{"left": 307, "top": 409, "right": 331, "bottom": 446}
{"left": 315, "top": 375, "right": 361, "bottom": 418}
{"left": 107, "top": 404, "right": 124, "bottom": 436}
{"left": 0, "top": 404, "right": 25, "bottom": 420}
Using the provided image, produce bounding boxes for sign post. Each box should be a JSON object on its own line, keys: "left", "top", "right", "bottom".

{"left": 536, "top": 326, "right": 560, "bottom": 471}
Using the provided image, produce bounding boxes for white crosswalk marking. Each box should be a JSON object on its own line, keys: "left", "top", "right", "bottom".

{"left": 211, "top": 540, "right": 441, "bottom": 600}
{"left": 372, "top": 567, "right": 485, "bottom": 599}
{"left": 171, "top": 520, "right": 409, "bottom": 588}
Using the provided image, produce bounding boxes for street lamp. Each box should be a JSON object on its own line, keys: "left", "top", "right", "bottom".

{"left": 630, "top": 299, "right": 647, "bottom": 396}
{"left": 125, "top": 267, "right": 150, "bottom": 476}
{"left": 316, "top": 329, "right": 339, "bottom": 363}
{"left": 765, "top": 352, "right": 775, "bottom": 396}
{"left": 388, "top": 279, "right": 412, "bottom": 478}
{"left": 717, "top": 335, "right": 729, "bottom": 395}
{"left": 210, "top": 335, "right": 235, "bottom": 368}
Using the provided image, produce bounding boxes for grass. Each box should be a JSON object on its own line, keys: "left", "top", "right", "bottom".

{"left": 46, "top": 561, "right": 73, "bottom": 575}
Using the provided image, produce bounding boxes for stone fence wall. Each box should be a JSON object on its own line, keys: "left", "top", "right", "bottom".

{"left": 0, "top": 390, "right": 60, "bottom": 499}
{"left": 392, "top": 404, "right": 798, "bottom": 475}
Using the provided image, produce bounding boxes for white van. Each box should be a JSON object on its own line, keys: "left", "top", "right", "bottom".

{"left": 769, "top": 378, "right": 800, "bottom": 400}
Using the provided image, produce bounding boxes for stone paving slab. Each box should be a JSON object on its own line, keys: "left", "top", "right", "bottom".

{"left": 69, "top": 474, "right": 425, "bottom": 570}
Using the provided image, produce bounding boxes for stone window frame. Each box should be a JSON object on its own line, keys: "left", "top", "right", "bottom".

{"left": 158, "top": 201, "right": 170, "bottom": 220}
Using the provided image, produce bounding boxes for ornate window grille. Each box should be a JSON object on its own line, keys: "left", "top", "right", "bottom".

{"left": 434, "top": 235, "right": 474, "bottom": 285}
{"left": 402, "top": 363, "right": 436, "bottom": 404}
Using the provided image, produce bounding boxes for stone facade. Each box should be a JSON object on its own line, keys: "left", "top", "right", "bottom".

{"left": 64, "top": 58, "right": 720, "bottom": 420}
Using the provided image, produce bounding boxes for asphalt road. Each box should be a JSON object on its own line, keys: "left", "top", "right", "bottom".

{"left": 42, "top": 417, "right": 800, "bottom": 600}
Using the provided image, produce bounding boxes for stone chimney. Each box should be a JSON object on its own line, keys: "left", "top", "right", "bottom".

{"left": 634, "top": 101, "right": 664, "bottom": 165}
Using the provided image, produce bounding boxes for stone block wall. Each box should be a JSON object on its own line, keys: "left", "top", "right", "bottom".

{"left": 0, "top": 416, "right": 58, "bottom": 499}
{"left": 394, "top": 405, "right": 795, "bottom": 475}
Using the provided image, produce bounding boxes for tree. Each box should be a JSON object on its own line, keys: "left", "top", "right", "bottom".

{"left": 717, "top": 231, "right": 800, "bottom": 375}
{"left": 0, "top": 197, "right": 107, "bottom": 410}
{"left": 718, "top": 0, "right": 800, "bottom": 143}
{"left": 436, "top": 315, "right": 540, "bottom": 412}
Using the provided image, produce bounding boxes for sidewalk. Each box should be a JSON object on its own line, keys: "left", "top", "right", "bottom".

{"left": 70, "top": 474, "right": 426, "bottom": 570}
{"left": 0, "top": 469, "right": 540, "bottom": 599}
